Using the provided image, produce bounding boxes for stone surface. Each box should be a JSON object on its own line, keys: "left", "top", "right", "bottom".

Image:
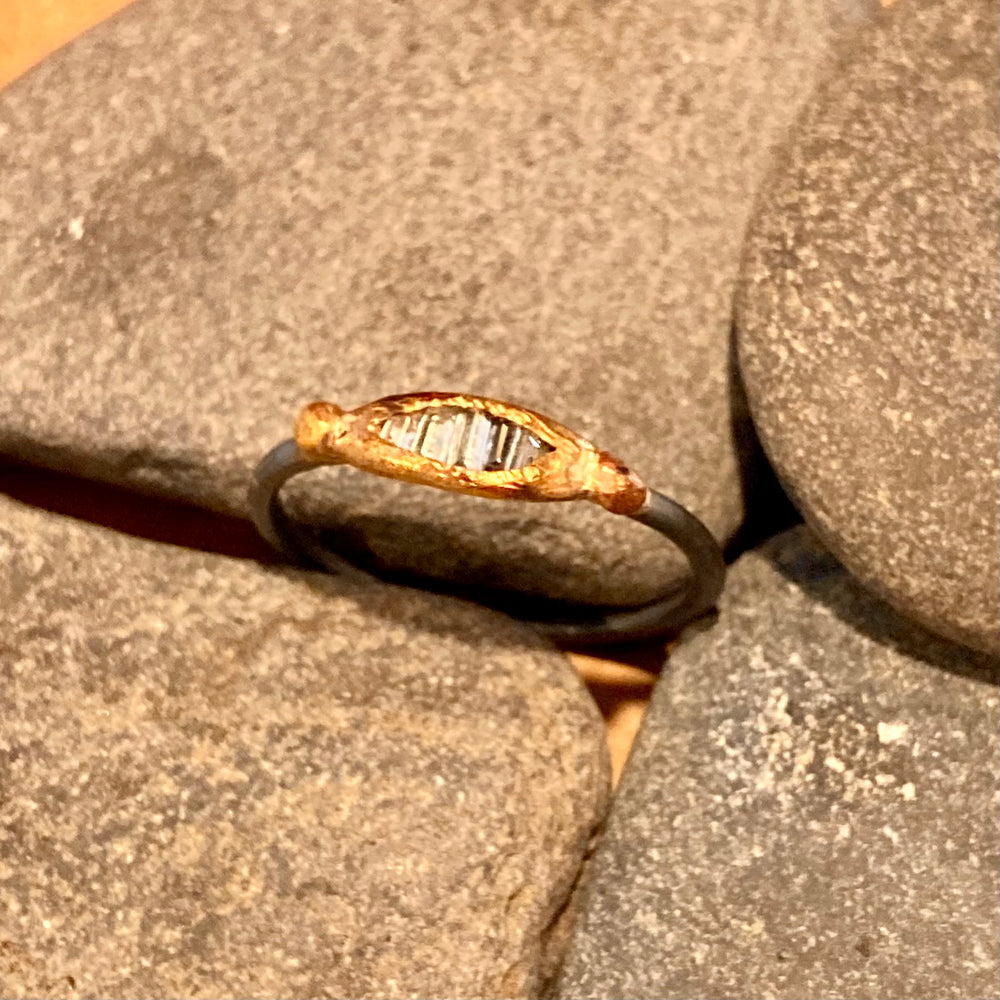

{"left": 737, "top": 0, "right": 1000, "bottom": 653}
{"left": 0, "top": 0, "right": 871, "bottom": 607}
{"left": 0, "top": 492, "right": 609, "bottom": 999}
{"left": 558, "top": 527, "right": 999, "bottom": 1000}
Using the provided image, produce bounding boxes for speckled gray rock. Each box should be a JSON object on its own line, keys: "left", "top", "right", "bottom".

{"left": 0, "top": 494, "right": 608, "bottom": 999}
{"left": 0, "top": 0, "right": 872, "bottom": 607}
{"left": 737, "top": 0, "right": 999, "bottom": 654}
{"left": 558, "top": 527, "right": 999, "bottom": 1000}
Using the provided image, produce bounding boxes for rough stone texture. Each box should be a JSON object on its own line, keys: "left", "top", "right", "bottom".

{"left": 737, "top": 0, "right": 1000, "bottom": 654}
{"left": 558, "top": 527, "right": 999, "bottom": 1000}
{"left": 0, "top": 493, "right": 609, "bottom": 999}
{"left": 0, "top": 0, "right": 872, "bottom": 607}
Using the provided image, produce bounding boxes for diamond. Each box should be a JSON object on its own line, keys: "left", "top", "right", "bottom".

{"left": 500, "top": 425, "right": 523, "bottom": 470}
{"left": 378, "top": 406, "right": 553, "bottom": 470}
{"left": 461, "top": 412, "right": 498, "bottom": 471}
{"left": 488, "top": 422, "right": 511, "bottom": 470}
{"left": 512, "top": 430, "right": 543, "bottom": 469}
{"left": 418, "top": 411, "right": 454, "bottom": 462}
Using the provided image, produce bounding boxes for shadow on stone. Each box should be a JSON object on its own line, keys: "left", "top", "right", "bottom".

{"left": 0, "top": 460, "right": 675, "bottom": 662}
{"left": 287, "top": 512, "right": 696, "bottom": 657}
{"left": 264, "top": 559, "right": 560, "bottom": 653}
{"left": 724, "top": 321, "right": 801, "bottom": 563}
{"left": 0, "top": 462, "right": 275, "bottom": 561}
{"left": 765, "top": 530, "right": 1000, "bottom": 685}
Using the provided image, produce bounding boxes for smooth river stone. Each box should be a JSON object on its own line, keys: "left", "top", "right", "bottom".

{"left": 557, "top": 527, "right": 999, "bottom": 1000}
{"left": 0, "top": 492, "right": 608, "bottom": 999}
{"left": 0, "top": 0, "right": 872, "bottom": 607}
{"left": 737, "top": 0, "right": 999, "bottom": 653}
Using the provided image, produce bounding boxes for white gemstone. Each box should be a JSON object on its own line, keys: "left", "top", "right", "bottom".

{"left": 395, "top": 413, "right": 424, "bottom": 450}
{"left": 378, "top": 406, "right": 553, "bottom": 470}
{"left": 501, "top": 425, "right": 523, "bottom": 470}
{"left": 381, "top": 414, "right": 406, "bottom": 444}
{"left": 461, "top": 412, "right": 497, "bottom": 471}
{"left": 418, "top": 412, "right": 454, "bottom": 462}
{"left": 490, "top": 422, "right": 511, "bottom": 470}
{"left": 512, "top": 431, "right": 542, "bottom": 469}
{"left": 442, "top": 411, "right": 471, "bottom": 466}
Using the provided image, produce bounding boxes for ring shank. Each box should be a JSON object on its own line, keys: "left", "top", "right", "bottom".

{"left": 248, "top": 439, "right": 725, "bottom": 645}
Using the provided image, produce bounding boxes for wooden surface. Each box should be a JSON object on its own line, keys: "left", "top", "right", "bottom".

{"left": 0, "top": 0, "right": 656, "bottom": 783}
{"left": 0, "top": 0, "right": 133, "bottom": 89}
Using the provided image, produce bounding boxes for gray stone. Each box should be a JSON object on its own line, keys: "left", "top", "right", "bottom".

{"left": 0, "top": 0, "right": 872, "bottom": 608}
{"left": 0, "top": 493, "right": 609, "bottom": 999}
{"left": 737, "top": 0, "right": 999, "bottom": 653}
{"left": 558, "top": 527, "right": 999, "bottom": 1000}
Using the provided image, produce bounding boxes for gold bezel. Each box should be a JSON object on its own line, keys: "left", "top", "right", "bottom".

{"left": 294, "top": 391, "right": 648, "bottom": 515}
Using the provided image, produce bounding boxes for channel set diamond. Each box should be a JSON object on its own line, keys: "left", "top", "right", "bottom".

{"left": 378, "top": 406, "right": 553, "bottom": 471}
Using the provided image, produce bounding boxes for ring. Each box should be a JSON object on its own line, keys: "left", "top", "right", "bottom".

{"left": 249, "top": 392, "right": 725, "bottom": 644}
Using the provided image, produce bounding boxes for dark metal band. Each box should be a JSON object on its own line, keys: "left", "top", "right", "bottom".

{"left": 249, "top": 439, "right": 725, "bottom": 645}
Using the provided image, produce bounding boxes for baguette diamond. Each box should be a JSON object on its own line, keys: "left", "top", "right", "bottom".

{"left": 378, "top": 406, "right": 552, "bottom": 471}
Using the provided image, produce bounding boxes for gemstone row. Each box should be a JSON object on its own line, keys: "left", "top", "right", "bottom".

{"left": 378, "top": 406, "right": 553, "bottom": 471}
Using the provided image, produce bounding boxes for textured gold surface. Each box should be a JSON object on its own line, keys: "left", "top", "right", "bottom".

{"left": 295, "top": 392, "right": 649, "bottom": 515}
